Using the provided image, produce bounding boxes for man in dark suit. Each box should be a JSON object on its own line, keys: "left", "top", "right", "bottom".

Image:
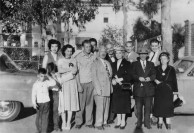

{"left": 105, "top": 43, "right": 116, "bottom": 124}
{"left": 132, "top": 47, "right": 156, "bottom": 129}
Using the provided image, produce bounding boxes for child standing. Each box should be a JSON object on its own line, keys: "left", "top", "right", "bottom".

{"left": 32, "top": 68, "right": 56, "bottom": 133}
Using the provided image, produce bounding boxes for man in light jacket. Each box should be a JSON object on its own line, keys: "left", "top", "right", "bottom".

{"left": 92, "top": 45, "right": 113, "bottom": 130}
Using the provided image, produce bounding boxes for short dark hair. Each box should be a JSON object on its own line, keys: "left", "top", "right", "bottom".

{"left": 125, "top": 41, "right": 134, "bottom": 46}
{"left": 38, "top": 68, "right": 47, "bottom": 74}
{"left": 82, "top": 40, "right": 91, "bottom": 47}
{"left": 150, "top": 39, "right": 160, "bottom": 45}
{"left": 47, "top": 62, "right": 58, "bottom": 74}
{"left": 48, "top": 39, "right": 61, "bottom": 52}
{"left": 89, "top": 38, "right": 97, "bottom": 46}
{"left": 158, "top": 52, "right": 170, "bottom": 63}
{"left": 61, "top": 44, "right": 75, "bottom": 57}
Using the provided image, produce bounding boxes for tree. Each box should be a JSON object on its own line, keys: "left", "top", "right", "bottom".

{"left": 99, "top": 25, "right": 124, "bottom": 46}
{"left": 132, "top": 17, "right": 161, "bottom": 41}
{"left": 1, "top": 0, "right": 100, "bottom": 49}
{"left": 172, "top": 23, "right": 185, "bottom": 62}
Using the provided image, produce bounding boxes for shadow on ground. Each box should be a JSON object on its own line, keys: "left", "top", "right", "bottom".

{"left": 14, "top": 107, "right": 36, "bottom": 121}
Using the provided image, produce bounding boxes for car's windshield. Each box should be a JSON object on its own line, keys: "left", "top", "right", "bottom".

{"left": 0, "top": 51, "right": 18, "bottom": 72}
{"left": 175, "top": 60, "right": 193, "bottom": 73}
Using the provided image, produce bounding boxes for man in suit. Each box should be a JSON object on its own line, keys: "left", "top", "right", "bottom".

{"left": 148, "top": 39, "right": 161, "bottom": 66}
{"left": 125, "top": 41, "right": 139, "bottom": 63}
{"left": 105, "top": 43, "right": 116, "bottom": 124}
{"left": 91, "top": 45, "right": 113, "bottom": 130}
{"left": 132, "top": 48, "right": 156, "bottom": 129}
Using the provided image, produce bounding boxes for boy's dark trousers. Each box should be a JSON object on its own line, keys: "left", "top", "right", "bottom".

{"left": 36, "top": 102, "right": 50, "bottom": 133}
{"left": 49, "top": 91, "right": 59, "bottom": 130}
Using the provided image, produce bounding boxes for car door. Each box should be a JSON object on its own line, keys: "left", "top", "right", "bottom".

{"left": 175, "top": 66, "right": 194, "bottom": 113}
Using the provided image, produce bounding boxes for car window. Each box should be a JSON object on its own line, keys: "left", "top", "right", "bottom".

{"left": 0, "top": 53, "right": 18, "bottom": 72}
{"left": 188, "top": 67, "right": 194, "bottom": 76}
{"left": 175, "top": 60, "right": 193, "bottom": 73}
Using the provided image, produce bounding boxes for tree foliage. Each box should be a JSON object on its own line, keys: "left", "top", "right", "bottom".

{"left": 131, "top": 17, "right": 161, "bottom": 41}
{"left": 1, "top": 0, "right": 100, "bottom": 33}
{"left": 99, "top": 25, "right": 124, "bottom": 46}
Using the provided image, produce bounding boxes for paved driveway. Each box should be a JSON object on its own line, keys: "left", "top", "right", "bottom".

{"left": 0, "top": 107, "right": 194, "bottom": 133}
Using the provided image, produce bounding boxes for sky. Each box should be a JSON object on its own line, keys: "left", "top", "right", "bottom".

{"left": 153, "top": 0, "right": 194, "bottom": 25}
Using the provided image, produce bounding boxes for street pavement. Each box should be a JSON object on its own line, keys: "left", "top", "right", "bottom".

{"left": 0, "top": 108, "right": 194, "bottom": 133}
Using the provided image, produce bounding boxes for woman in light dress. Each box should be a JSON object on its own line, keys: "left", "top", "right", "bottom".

{"left": 57, "top": 44, "right": 79, "bottom": 130}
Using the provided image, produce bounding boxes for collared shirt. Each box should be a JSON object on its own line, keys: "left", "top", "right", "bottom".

{"left": 117, "top": 59, "right": 122, "bottom": 70}
{"left": 76, "top": 51, "right": 96, "bottom": 83}
{"left": 108, "top": 54, "right": 115, "bottom": 63}
{"left": 32, "top": 79, "right": 56, "bottom": 104}
{"left": 140, "top": 60, "right": 146, "bottom": 70}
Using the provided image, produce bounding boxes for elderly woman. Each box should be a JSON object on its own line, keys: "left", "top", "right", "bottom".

{"left": 57, "top": 44, "right": 80, "bottom": 130}
{"left": 153, "top": 52, "right": 178, "bottom": 130}
{"left": 111, "top": 46, "right": 132, "bottom": 129}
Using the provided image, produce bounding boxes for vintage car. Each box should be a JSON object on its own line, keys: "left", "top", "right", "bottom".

{"left": 0, "top": 51, "right": 37, "bottom": 121}
{"left": 174, "top": 56, "right": 194, "bottom": 114}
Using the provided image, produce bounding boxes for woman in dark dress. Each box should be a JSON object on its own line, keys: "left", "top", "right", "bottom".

{"left": 111, "top": 46, "right": 132, "bottom": 129}
{"left": 153, "top": 52, "right": 178, "bottom": 130}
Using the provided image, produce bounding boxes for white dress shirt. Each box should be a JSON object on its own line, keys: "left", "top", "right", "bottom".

{"left": 32, "top": 79, "right": 56, "bottom": 105}
{"left": 117, "top": 59, "right": 122, "bottom": 70}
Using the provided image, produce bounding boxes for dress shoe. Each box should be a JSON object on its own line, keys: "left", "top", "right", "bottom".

{"left": 120, "top": 124, "right": 126, "bottom": 130}
{"left": 75, "top": 125, "right": 82, "bottom": 129}
{"left": 54, "top": 128, "right": 62, "bottom": 132}
{"left": 85, "top": 124, "right": 94, "bottom": 128}
{"left": 136, "top": 125, "right": 142, "bottom": 129}
{"left": 107, "top": 120, "right": 114, "bottom": 124}
{"left": 103, "top": 124, "right": 111, "bottom": 127}
{"left": 157, "top": 123, "right": 163, "bottom": 129}
{"left": 114, "top": 124, "right": 121, "bottom": 128}
{"left": 144, "top": 124, "right": 152, "bottom": 129}
{"left": 166, "top": 124, "right": 171, "bottom": 130}
{"left": 95, "top": 126, "right": 104, "bottom": 130}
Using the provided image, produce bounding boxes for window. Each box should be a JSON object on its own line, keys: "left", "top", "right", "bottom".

{"left": 104, "top": 17, "right": 108, "bottom": 23}
{"left": 175, "top": 60, "right": 193, "bottom": 73}
{"left": 188, "top": 67, "right": 194, "bottom": 76}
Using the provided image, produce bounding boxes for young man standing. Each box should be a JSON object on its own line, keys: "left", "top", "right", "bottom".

{"left": 148, "top": 39, "right": 161, "bottom": 66}
{"left": 75, "top": 40, "right": 96, "bottom": 129}
{"left": 125, "top": 41, "right": 139, "bottom": 63}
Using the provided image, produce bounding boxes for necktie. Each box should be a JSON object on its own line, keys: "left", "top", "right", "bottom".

{"left": 104, "top": 61, "right": 110, "bottom": 77}
{"left": 143, "top": 61, "right": 146, "bottom": 72}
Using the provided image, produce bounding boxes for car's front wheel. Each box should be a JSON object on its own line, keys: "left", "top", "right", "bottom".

{"left": 0, "top": 101, "right": 21, "bottom": 121}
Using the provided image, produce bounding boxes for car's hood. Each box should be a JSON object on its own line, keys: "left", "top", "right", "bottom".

{"left": 0, "top": 69, "right": 37, "bottom": 76}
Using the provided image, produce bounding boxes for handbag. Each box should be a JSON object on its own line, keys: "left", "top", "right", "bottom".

{"left": 121, "top": 83, "right": 131, "bottom": 90}
{"left": 173, "top": 94, "right": 183, "bottom": 108}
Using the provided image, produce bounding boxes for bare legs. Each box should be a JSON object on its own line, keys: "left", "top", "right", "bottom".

{"left": 61, "top": 111, "right": 73, "bottom": 130}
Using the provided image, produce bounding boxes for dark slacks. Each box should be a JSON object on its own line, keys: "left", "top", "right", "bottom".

{"left": 36, "top": 102, "right": 50, "bottom": 133}
{"left": 75, "top": 82, "right": 94, "bottom": 125}
{"left": 49, "top": 91, "right": 59, "bottom": 129}
{"left": 108, "top": 94, "right": 115, "bottom": 121}
{"left": 135, "top": 96, "right": 153, "bottom": 126}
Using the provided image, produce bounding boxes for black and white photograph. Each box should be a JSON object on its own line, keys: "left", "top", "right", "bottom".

{"left": 0, "top": 0, "right": 194, "bottom": 133}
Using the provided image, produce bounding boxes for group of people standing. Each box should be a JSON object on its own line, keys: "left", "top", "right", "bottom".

{"left": 32, "top": 38, "right": 178, "bottom": 133}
